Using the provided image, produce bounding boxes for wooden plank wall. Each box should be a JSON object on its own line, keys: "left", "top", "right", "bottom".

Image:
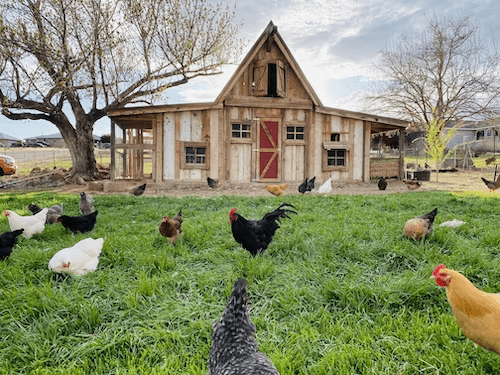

{"left": 163, "top": 113, "right": 175, "bottom": 180}
{"left": 227, "top": 106, "right": 253, "bottom": 182}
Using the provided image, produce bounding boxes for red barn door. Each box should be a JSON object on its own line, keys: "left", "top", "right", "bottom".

{"left": 258, "top": 120, "right": 280, "bottom": 181}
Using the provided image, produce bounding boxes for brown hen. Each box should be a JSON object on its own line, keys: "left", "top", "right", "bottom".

{"left": 159, "top": 209, "right": 183, "bottom": 244}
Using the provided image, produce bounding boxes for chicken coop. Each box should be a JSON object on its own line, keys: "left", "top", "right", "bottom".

{"left": 107, "top": 22, "right": 408, "bottom": 189}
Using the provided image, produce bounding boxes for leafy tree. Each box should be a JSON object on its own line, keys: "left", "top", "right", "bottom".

{"left": 0, "top": 0, "right": 243, "bottom": 181}
{"left": 367, "top": 15, "right": 500, "bottom": 171}
{"left": 100, "top": 134, "right": 111, "bottom": 144}
{"left": 424, "top": 111, "right": 458, "bottom": 182}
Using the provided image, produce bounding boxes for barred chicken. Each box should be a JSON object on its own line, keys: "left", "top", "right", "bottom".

{"left": 208, "top": 278, "right": 280, "bottom": 375}
{"left": 28, "top": 203, "right": 63, "bottom": 224}
{"left": 79, "top": 192, "right": 94, "bottom": 215}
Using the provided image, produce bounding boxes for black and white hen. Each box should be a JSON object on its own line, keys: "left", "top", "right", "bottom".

{"left": 208, "top": 278, "right": 280, "bottom": 375}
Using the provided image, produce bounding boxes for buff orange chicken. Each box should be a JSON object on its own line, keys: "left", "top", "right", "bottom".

{"left": 432, "top": 264, "right": 500, "bottom": 355}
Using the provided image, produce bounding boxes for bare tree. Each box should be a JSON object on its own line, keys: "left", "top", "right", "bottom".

{"left": 0, "top": 0, "right": 244, "bottom": 181}
{"left": 366, "top": 15, "right": 500, "bottom": 176}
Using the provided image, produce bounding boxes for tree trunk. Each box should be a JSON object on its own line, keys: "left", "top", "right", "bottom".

{"left": 57, "top": 117, "right": 99, "bottom": 182}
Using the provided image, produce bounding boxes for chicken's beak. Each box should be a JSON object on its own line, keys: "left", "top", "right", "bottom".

{"left": 430, "top": 275, "right": 436, "bottom": 280}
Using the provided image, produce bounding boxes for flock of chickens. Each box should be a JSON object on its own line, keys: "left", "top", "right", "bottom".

{"left": 2, "top": 175, "right": 500, "bottom": 374}
{"left": 1, "top": 192, "right": 101, "bottom": 274}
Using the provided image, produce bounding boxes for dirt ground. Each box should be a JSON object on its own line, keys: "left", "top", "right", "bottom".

{"left": 49, "top": 168, "right": 496, "bottom": 198}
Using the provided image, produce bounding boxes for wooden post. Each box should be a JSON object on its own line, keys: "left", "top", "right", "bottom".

{"left": 399, "top": 128, "right": 405, "bottom": 180}
{"left": 110, "top": 119, "right": 116, "bottom": 181}
{"left": 363, "top": 121, "right": 371, "bottom": 182}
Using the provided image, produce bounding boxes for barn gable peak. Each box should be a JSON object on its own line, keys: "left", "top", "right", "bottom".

{"left": 215, "top": 21, "right": 323, "bottom": 107}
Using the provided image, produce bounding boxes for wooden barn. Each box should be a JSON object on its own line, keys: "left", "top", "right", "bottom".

{"left": 107, "top": 22, "right": 408, "bottom": 189}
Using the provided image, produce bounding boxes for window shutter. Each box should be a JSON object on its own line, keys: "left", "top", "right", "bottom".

{"left": 252, "top": 61, "right": 268, "bottom": 96}
{"left": 276, "top": 60, "right": 286, "bottom": 97}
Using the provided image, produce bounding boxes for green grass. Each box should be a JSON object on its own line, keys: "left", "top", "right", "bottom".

{"left": 1, "top": 191, "right": 500, "bottom": 374}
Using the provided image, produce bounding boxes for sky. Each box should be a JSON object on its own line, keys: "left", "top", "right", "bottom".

{"left": 1, "top": 0, "right": 500, "bottom": 140}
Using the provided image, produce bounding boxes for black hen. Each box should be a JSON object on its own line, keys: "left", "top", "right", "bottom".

{"left": 298, "top": 177, "right": 316, "bottom": 194}
{"left": 0, "top": 229, "right": 24, "bottom": 260}
{"left": 378, "top": 177, "right": 387, "bottom": 190}
{"left": 229, "top": 203, "right": 297, "bottom": 256}
{"left": 207, "top": 177, "right": 219, "bottom": 189}
{"left": 56, "top": 211, "right": 98, "bottom": 234}
{"left": 131, "top": 183, "right": 147, "bottom": 196}
{"left": 208, "top": 278, "right": 280, "bottom": 375}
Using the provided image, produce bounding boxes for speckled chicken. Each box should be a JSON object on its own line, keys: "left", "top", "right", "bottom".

{"left": 403, "top": 208, "right": 438, "bottom": 240}
{"left": 79, "top": 192, "right": 94, "bottom": 215}
{"left": 159, "top": 209, "right": 183, "bottom": 244}
{"left": 403, "top": 180, "right": 421, "bottom": 190}
{"left": 207, "top": 177, "right": 219, "bottom": 189}
{"left": 208, "top": 278, "right": 280, "bottom": 375}
{"left": 28, "top": 203, "right": 63, "bottom": 224}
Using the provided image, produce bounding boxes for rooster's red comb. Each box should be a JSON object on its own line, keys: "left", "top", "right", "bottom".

{"left": 432, "top": 264, "right": 446, "bottom": 277}
{"left": 229, "top": 208, "right": 237, "bottom": 216}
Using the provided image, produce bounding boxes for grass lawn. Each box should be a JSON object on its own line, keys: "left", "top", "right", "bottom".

{"left": 1, "top": 191, "right": 500, "bottom": 374}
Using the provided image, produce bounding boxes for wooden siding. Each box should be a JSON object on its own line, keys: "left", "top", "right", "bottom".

{"left": 230, "top": 143, "right": 252, "bottom": 181}
{"left": 163, "top": 113, "right": 175, "bottom": 180}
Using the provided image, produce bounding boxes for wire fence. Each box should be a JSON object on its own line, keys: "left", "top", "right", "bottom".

{"left": 0, "top": 147, "right": 110, "bottom": 173}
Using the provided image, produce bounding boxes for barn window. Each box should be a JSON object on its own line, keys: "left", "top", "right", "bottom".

{"left": 252, "top": 60, "right": 285, "bottom": 97}
{"left": 180, "top": 141, "right": 209, "bottom": 169}
{"left": 323, "top": 148, "right": 348, "bottom": 171}
{"left": 286, "top": 126, "right": 304, "bottom": 140}
{"left": 327, "top": 149, "right": 345, "bottom": 166}
{"left": 232, "top": 123, "right": 251, "bottom": 138}
{"left": 331, "top": 133, "right": 340, "bottom": 142}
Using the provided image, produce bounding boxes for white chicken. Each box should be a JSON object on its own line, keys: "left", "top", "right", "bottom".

{"left": 48, "top": 237, "right": 104, "bottom": 276}
{"left": 318, "top": 178, "right": 332, "bottom": 194}
{"left": 4, "top": 208, "right": 48, "bottom": 239}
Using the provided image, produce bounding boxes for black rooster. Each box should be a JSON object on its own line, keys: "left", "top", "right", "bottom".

{"left": 208, "top": 278, "right": 280, "bottom": 375}
{"left": 298, "top": 176, "right": 316, "bottom": 194}
{"left": 207, "top": 177, "right": 219, "bottom": 189}
{"left": 378, "top": 177, "right": 387, "bottom": 190}
{"left": 0, "top": 229, "right": 24, "bottom": 260}
{"left": 229, "top": 203, "right": 297, "bottom": 256}
{"left": 57, "top": 211, "right": 98, "bottom": 234}
{"left": 131, "top": 183, "right": 147, "bottom": 196}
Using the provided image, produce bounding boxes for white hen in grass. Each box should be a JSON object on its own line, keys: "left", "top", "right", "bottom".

{"left": 49, "top": 238, "right": 104, "bottom": 276}
{"left": 318, "top": 178, "right": 332, "bottom": 194}
{"left": 4, "top": 208, "right": 48, "bottom": 239}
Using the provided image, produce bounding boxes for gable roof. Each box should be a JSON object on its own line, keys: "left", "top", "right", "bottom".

{"left": 0, "top": 132, "right": 20, "bottom": 141}
{"left": 27, "top": 133, "right": 101, "bottom": 140}
{"left": 215, "top": 21, "right": 323, "bottom": 107}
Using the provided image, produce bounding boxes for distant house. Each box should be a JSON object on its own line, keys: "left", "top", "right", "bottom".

{"left": 0, "top": 132, "right": 21, "bottom": 147}
{"left": 26, "top": 133, "right": 102, "bottom": 148}
{"left": 407, "top": 119, "right": 500, "bottom": 156}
